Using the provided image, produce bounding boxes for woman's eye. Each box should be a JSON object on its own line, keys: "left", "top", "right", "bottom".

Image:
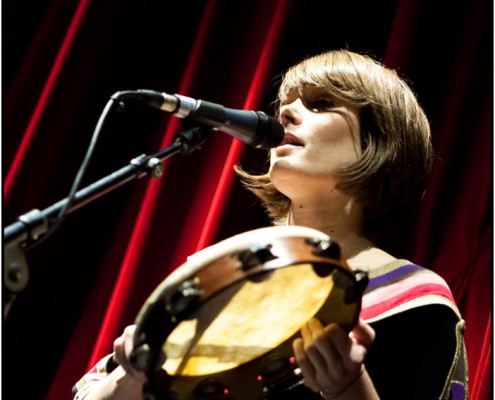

{"left": 307, "top": 97, "right": 335, "bottom": 112}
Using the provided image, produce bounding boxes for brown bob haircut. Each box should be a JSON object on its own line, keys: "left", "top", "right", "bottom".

{"left": 235, "top": 49, "right": 433, "bottom": 226}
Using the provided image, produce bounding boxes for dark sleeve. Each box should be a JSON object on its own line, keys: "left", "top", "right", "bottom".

{"left": 365, "top": 304, "right": 459, "bottom": 400}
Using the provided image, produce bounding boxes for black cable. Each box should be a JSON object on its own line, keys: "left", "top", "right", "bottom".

{"left": 27, "top": 96, "right": 124, "bottom": 249}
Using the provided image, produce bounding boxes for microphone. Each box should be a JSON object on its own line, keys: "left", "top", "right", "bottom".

{"left": 114, "top": 90, "right": 284, "bottom": 149}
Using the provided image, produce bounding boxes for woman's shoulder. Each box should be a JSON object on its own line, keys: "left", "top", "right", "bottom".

{"left": 360, "top": 259, "right": 461, "bottom": 323}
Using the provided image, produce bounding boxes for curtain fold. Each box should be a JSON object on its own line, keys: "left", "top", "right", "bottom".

{"left": 470, "top": 313, "right": 492, "bottom": 400}
{"left": 84, "top": 0, "right": 222, "bottom": 370}
{"left": 3, "top": 1, "right": 89, "bottom": 198}
{"left": 3, "top": 1, "right": 491, "bottom": 399}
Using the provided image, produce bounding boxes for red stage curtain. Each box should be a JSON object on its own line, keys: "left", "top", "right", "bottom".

{"left": 3, "top": 0, "right": 491, "bottom": 399}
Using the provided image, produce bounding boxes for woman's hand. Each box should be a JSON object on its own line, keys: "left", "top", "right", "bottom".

{"left": 293, "top": 318, "right": 375, "bottom": 398}
{"left": 113, "top": 325, "right": 147, "bottom": 384}
{"left": 80, "top": 325, "right": 148, "bottom": 400}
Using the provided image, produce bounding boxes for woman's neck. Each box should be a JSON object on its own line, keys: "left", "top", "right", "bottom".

{"left": 288, "top": 194, "right": 396, "bottom": 270}
{"left": 289, "top": 194, "right": 365, "bottom": 243}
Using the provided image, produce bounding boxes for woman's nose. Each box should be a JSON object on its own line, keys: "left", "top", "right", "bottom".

{"left": 280, "top": 99, "right": 302, "bottom": 126}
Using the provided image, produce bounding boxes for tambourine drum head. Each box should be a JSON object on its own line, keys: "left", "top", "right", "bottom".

{"left": 163, "top": 262, "right": 332, "bottom": 376}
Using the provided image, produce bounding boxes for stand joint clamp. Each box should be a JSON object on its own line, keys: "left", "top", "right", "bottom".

{"left": 131, "top": 155, "right": 164, "bottom": 179}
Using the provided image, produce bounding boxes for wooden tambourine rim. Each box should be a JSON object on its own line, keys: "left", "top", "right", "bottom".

{"left": 132, "top": 226, "right": 367, "bottom": 398}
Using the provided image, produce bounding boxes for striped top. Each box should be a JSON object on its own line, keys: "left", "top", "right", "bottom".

{"left": 361, "top": 259, "right": 460, "bottom": 322}
{"left": 360, "top": 259, "right": 468, "bottom": 400}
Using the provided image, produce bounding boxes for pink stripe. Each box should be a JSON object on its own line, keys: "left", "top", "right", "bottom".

{"left": 361, "top": 283, "right": 455, "bottom": 320}
{"left": 363, "top": 271, "right": 452, "bottom": 308}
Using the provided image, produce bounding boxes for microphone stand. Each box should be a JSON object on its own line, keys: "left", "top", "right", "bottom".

{"left": 3, "top": 125, "right": 209, "bottom": 318}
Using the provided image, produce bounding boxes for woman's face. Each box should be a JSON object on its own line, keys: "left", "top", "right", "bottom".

{"left": 269, "top": 86, "right": 361, "bottom": 197}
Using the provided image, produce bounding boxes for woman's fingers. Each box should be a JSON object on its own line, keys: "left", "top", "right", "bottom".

{"left": 307, "top": 319, "right": 346, "bottom": 379}
{"left": 293, "top": 337, "right": 319, "bottom": 392}
{"left": 293, "top": 318, "right": 375, "bottom": 395}
{"left": 350, "top": 318, "right": 376, "bottom": 348}
{"left": 113, "top": 325, "right": 146, "bottom": 381}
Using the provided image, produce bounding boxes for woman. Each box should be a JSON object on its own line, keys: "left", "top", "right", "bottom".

{"left": 73, "top": 49, "right": 468, "bottom": 399}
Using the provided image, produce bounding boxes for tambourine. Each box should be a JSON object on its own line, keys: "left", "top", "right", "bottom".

{"left": 131, "top": 226, "right": 368, "bottom": 399}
